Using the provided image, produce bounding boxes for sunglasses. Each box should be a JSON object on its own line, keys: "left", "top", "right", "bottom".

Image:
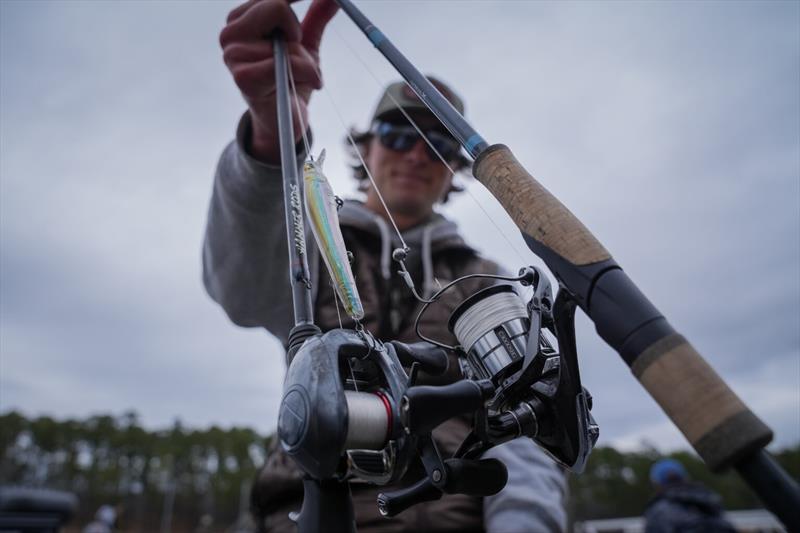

{"left": 373, "top": 121, "right": 461, "bottom": 162}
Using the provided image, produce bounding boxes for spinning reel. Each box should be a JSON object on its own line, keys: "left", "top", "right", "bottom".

{"left": 277, "top": 265, "right": 599, "bottom": 525}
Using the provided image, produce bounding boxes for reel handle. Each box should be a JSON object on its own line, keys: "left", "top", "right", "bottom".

{"left": 377, "top": 477, "right": 440, "bottom": 517}
{"left": 376, "top": 458, "right": 508, "bottom": 517}
{"left": 401, "top": 379, "right": 494, "bottom": 434}
{"left": 389, "top": 341, "right": 449, "bottom": 376}
{"left": 443, "top": 458, "right": 508, "bottom": 496}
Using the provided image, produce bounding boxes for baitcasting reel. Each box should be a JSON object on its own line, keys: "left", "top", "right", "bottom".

{"left": 277, "top": 265, "right": 598, "bottom": 526}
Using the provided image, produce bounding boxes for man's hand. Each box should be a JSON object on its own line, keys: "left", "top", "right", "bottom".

{"left": 220, "top": 0, "right": 338, "bottom": 163}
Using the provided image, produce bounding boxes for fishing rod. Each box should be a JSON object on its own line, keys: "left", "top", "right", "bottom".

{"left": 333, "top": 0, "right": 800, "bottom": 528}
{"left": 273, "top": 33, "right": 356, "bottom": 531}
{"left": 273, "top": 32, "right": 323, "bottom": 365}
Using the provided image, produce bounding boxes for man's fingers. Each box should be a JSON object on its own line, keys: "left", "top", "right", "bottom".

{"left": 221, "top": 0, "right": 324, "bottom": 138}
{"left": 220, "top": 0, "right": 301, "bottom": 48}
{"left": 286, "top": 42, "right": 324, "bottom": 89}
{"left": 230, "top": 58, "right": 277, "bottom": 98}
{"left": 228, "top": 45, "right": 320, "bottom": 98}
{"left": 223, "top": 40, "right": 274, "bottom": 69}
{"left": 226, "top": 0, "right": 258, "bottom": 24}
{"left": 300, "top": 0, "right": 339, "bottom": 55}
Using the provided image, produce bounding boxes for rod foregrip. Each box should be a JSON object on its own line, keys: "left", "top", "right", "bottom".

{"left": 472, "top": 144, "right": 610, "bottom": 266}
{"left": 472, "top": 143, "right": 773, "bottom": 471}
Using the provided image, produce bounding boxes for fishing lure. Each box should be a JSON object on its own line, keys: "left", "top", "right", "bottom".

{"left": 303, "top": 149, "right": 365, "bottom": 321}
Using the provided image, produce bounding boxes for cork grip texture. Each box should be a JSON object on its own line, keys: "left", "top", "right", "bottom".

{"left": 472, "top": 145, "right": 611, "bottom": 266}
{"left": 635, "top": 337, "right": 771, "bottom": 466}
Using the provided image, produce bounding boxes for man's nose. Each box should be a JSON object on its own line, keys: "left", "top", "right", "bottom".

{"left": 404, "top": 137, "right": 431, "bottom": 162}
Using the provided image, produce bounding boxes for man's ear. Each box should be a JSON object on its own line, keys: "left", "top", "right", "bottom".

{"left": 357, "top": 139, "right": 373, "bottom": 193}
{"left": 360, "top": 140, "right": 371, "bottom": 161}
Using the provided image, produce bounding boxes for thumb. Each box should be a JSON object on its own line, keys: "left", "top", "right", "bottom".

{"left": 300, "top": 0, "right": 339, "bottom": 55}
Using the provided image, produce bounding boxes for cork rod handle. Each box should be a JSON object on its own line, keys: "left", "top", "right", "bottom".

{"left": 472, "top": 144, "right": 611, "bottom": 266}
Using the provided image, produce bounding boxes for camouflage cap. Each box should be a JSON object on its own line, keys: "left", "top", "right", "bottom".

{"left": 370, "top": 76, "right": 465, "bottom": 124}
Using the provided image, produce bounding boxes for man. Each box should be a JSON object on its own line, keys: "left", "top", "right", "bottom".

{"left": 644, "top": 459, "right": 735, "bottom": 533}
{"left": 204, "top": 0, "right": 567, "bottom": 531}
{"left": 83, "top": 505, "right": 117, "bottom": 533}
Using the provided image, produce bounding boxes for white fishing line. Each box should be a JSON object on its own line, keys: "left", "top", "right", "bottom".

{"left": 331, "top": 279, "right": 344, "bottom": 329}
{"left": 344, "top": 391, "right": 388, "bottom": 449}
{"left": 307, "top": 60, "right": 409, "bottom": 252}
{"left": 329, "top": 24, "right": 529, "bottom": 266}
{"left": 452, "top": 291, "right": 528, "bottom": 353}
{"left": 287, "top": 58, "right": 313, "bottom": 158}
{"left": 348, "top": 357, "right": 359, "bottom": 393}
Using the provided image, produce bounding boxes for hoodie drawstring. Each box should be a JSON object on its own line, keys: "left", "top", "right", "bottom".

{"left": 421, "top": 224, "right": 435, "bottom": 299}
{"left": 371, "top": 214, "right": 393, "bottom": 281}
{"left": 372, "top": 211, "right": 435, "bottom": 298}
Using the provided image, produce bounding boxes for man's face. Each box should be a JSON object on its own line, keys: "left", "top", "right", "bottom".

{"left": 363, "top": 113, "right": 458, "bottom": 222}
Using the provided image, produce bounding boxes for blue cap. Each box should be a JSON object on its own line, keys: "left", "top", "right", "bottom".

{"left": 650, "top": 458, "right": 688, "bottom": 486}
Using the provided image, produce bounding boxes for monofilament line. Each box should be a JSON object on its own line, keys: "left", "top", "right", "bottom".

{"left": 306, "top": 63, "right": 409, "bottom": 252}
{"left": 287, "top": 59, "right": 313, "bottom": 159}
{"left": 289, "top": 59, "right": 353, "bottom": 326}
{"left": 331, "top": 24, "right": 529, "bottom": 266}
{"left": 329, "top": 279, "right": 344, "bottom": 329}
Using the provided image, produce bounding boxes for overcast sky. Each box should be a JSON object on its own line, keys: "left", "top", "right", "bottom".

{"left": 1, "top": 0, "right": 798, "bottom": 455}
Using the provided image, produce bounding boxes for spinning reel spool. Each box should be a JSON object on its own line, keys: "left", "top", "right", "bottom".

{"left": 449, "top": 284, "right": 529, "bottom": 387}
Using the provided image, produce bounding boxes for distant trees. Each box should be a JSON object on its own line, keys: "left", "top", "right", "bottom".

{"left": 0, "top": 411, "right": 267, "bottom": 531}
{"left": 1, "top": 411, "right": 797, "bottom": 531}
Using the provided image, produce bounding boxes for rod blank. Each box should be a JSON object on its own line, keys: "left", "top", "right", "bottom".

{"left": 274, "top": 34, "right": 315, "bottom": 327}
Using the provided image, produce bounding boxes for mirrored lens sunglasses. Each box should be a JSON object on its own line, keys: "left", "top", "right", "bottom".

{"left": 374, "top": 122, "right": 461, "bottom": 162}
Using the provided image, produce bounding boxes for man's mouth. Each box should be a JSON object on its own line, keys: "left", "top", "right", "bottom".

{"left": 392, "top": 173, "right": 428, "bottom": 186}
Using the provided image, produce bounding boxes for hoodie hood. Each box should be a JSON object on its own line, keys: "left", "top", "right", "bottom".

{"left": 337, "top": 200, "right": 475, "bottom": 297}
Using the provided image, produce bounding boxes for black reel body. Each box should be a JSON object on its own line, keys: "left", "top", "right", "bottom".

{"left": 278, "top": 328, "right": 416, "bottom": 484}
{"left": 277, "top": 266, "right": 599, "bottom": 523}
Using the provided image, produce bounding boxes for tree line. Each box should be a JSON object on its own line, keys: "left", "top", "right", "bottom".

{"left": 1, "top": 411, "right": 797, "bottom": 531}
{"left": 1, "top": 411, "right": 264, "bottom": 531}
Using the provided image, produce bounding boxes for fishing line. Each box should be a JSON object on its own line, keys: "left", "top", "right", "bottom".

{"left": 330, "top": 24, "right": 530, "bottom": 267}
{"left": 306, "top": 61, "right": 410, "bottom": 253}
{"left": 289, "top": 59, "right": 344, "bottom": 326}
{"left": 306, "top": 46, "right": 490, "bottom": 304}
{"left": 290, "top": 59, "right": 369, "bottom": 328}
{"left": 331, "top": 279, "right": 344, "bottom": 329}
{"left": 287, "top": 58, "right": 313, "bottom": 159}
{"left": 347, "top": 357, "right": 360, "bottom": 393}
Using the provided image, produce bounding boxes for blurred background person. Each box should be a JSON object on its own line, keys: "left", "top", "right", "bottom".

{"left": 82, "top": 504, "right": 117, "bottom": 533}
{"left": 644, "top": 458, "right": 735, "bottom": 533}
